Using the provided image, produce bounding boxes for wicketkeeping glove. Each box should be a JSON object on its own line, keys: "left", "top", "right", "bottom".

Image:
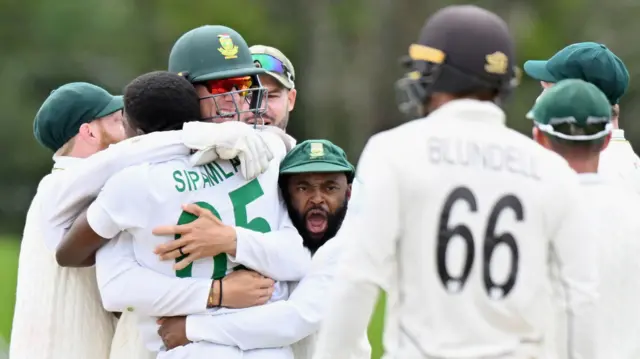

{"left": 181, "top": 121, "right": 274, "bottom": 180}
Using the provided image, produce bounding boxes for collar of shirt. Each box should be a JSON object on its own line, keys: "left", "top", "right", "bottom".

{"left": 578, "top": 172, "right": 604, "bottom": 185}
{"left": 428, "top": 99, "right": 506, "bottom": 126}
{"left": 52, "top": 155, "right": 83, "bottom": 172}
{"left": 611, "top": 128, "right": 625, "bottom": 140}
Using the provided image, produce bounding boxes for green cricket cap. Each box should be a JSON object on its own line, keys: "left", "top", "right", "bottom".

{"left": 33, "top": 82, "right": 123, "bottom": 152}
{"left": 524, "top": 42, "right": 629, "bottom": 105}
{"left": 280, "top": 139, "right": 355, "bottom": 182}
{"left": 527, "top": 79, "right": 612, "bottom": 141}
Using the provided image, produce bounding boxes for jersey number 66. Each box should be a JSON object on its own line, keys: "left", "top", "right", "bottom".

{"left": 436, "top": 186, "right": 523, "bottom": 300}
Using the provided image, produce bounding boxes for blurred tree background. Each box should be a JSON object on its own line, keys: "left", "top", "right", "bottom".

{"left": 1, "top": 0, "right": 639, "bottom": 356}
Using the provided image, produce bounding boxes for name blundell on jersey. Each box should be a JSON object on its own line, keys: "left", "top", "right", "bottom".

{"left": 173, "top": 157, "right": 242, "bottom": 193}
{"left": 428, "top": 136, "right": 541, "bottom": 180}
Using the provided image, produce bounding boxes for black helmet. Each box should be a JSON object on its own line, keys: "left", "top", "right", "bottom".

{"left": 396, "top": 5, "right": 521, "bottom": 118}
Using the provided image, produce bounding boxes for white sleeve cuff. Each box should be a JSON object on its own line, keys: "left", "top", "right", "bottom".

{"left": 86, "top": 202, "right": 120, "bottom": 239}
{"left": 185, "top": 315, "right": 213, "bottom": 342}
{"left": 226, "top": 227, "right": 252, "bottom": 263}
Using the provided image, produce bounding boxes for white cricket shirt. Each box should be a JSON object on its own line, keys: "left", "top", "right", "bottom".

{"left": 14, "top": 131, "right": 190, "bottom": 359}
{"left": 313, "top": 99, "right": 599, "bottom": 359}
{"left": 598, "top": 129, "right": 640, "bottom": 195}
{"left": 87, "top": 152, "right": 308, "bottom": 359}
{"left": 575, "top": 174, "right": 640, "bottom": 358}
{"left": 10, "top": 156, "right": 116, "bottom": 359}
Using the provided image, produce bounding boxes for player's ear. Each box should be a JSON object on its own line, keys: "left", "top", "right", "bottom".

{"left": 287, "top": 88, "right": 297, "bottom": 112}
{"left": 77, "top": 122, "right": 97, "bottom": 144}
{"left": 346, "top": 183, "right": 352, "bottom": 201}
{"left": 532, "top": 127, "right": 547, "bottom": 148}
{"left": 601, "top": 132, "right": 612, "bottom": 152}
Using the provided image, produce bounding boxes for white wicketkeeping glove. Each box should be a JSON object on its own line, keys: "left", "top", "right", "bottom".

{"left": 181, "top": 121, "right": 274, "bottom": 180}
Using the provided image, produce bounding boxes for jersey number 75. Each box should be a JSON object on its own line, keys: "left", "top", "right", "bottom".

{"left": 174, "top": 178, "right": 272, "bottom": 279}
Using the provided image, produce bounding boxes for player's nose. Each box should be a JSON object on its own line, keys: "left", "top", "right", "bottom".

{"left": 308, "top": 192, "right": 326, "bottom": 206}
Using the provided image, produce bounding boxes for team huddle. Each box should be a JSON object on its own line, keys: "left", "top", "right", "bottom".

{"left": 9, "top": 4, "right": 640, "bottom": 359}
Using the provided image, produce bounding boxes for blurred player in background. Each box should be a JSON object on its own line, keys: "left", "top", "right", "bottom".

{"left": 11, "top": 83, "right": 126, "bottom": 359}
{"left": 523, "top": 42, "right": 640, "bottom": 194}
{"left": 313, "top": 5, "right": 599, "bottom": 359}
{"left": 528, "top": 78, "right": 640, "bottom": 359}
{"left": 154, "top": 140, "right": 370, "bottom": 359}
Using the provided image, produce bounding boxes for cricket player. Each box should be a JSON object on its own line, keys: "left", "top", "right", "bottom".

{"left": 21, "top": 81, "right": 267, "bottom": 359}
{"left": 56, "top": 68, "right": 309, "bottom": 359}
{"left": 523, "top": 42, "right": 640, "bottom": 194}
{"left": 244, "top": 45, "right": 297, "bottom": 131}
{"left": 313, "top": 5, "right": 599, "bottom": 359}
{"left": 528, "top": 79, "right": 640, "bottom": 359}
{"left": 153, "top": 140, "right": 371, "bottom": 359}
{"left": 10, "top": 82, "right": 126, "bottom": 359}
{"left": 41, "top": 25, "right": 297, "bottom": 359}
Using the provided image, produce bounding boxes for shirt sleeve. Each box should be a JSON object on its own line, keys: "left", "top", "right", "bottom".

{"left": 184, "top": 239, "right": 341, "bottom": 349}
{"left": 37, "top": 175, "right": 69, "bottom": 252}
{"left": 40, "top": 131, "right": 187, "bottom": 248}
{"left": 229, "top": 195, "right": 311, "bottom": 281}
{"left": 548, "top": 176, "right": 599, "bottom": 359}
{"left": 96, "top": 233, "right": 212, "bottom": 316}
{"left": 258, "top": 127, "right": 294, "bottom": 160}
{"left": 312, "top": 134, "right": 401, "bottom": 359}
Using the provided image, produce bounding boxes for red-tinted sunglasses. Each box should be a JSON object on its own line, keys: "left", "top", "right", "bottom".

{"left": 203, "top": 76, "right": 253, "bottom": 96}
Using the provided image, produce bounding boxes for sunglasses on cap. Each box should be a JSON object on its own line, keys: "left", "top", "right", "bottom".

{"left": 200, "top": 77, "right": 253, "bottom": 97}
{"left": 252, "top": 54, "right": 294, "bottom": 81}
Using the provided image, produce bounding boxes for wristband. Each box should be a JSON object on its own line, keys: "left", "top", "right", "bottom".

{"left": 218, "top": 278, "right": 223, "bottom": 307}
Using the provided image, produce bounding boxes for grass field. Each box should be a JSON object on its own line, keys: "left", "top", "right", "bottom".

{"left": 0, "top": 239, "right": 19, "bottom": 346}
{"left": 0, "top": 236, "right": 387, "bottom": 358}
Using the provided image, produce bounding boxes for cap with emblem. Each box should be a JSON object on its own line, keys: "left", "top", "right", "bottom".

{"left": 527, "top": 78, "right": 612, "bottom": 141}
{"left": 524, "top": 42, "right": 629, "bottom": 105}
{"left": 280, "top": 139, "right": 355, "bottom": 182}
{"left": 250, "top": 45, "right": 296, "bottom": 89}
{"left": 395, "top": 5, "right": 519, "bottom": 117}
{"left": 33, "top": 82, "right": 123, "bottom": 152}
{"left": 169, "top": 25, "right": 265, "bottom": 83}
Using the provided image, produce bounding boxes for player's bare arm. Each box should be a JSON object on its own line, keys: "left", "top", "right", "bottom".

{"left": 205, "top": 269, "right": 275, "bottom": 309}
{"left": 56, "top": 208, "right": 107, "bottom": 267}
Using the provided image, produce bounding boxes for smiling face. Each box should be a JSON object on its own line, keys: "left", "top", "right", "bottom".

{"left": 241, "top": 74, "right": 296, "bottom": 129}
{"left": 284, "top": 172, "right": 351, "bottom": 253}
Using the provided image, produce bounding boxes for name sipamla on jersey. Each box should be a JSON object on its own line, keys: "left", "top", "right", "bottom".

{"left": 427, "top": 136, "right": 541, "bottom": 180}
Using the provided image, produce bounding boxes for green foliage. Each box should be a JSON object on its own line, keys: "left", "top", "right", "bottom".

{"left": 1, "top": 0, "right": 638, "bottom": 233}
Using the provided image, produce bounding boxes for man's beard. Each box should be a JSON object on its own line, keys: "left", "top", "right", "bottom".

{"left": 246, "top": 112, "right": 289, "bottom": 130}
{"left": 287, "top": 199, "right": 349, "bottom": 254}
{"left": 97, "top": 125, "right": 122, "bottom": 150}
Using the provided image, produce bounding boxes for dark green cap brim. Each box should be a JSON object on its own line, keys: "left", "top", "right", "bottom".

{"left": 192, "top": 67, "right": 266, "bottom": 82}
{"left": 95, "top": 95, "right": 124, "bottom": 118}
{"left": 523, "top": 60, "right": 557, "bottom": 82}
{"left": 280, "top": 162, "right": 354, "bottom": 176}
